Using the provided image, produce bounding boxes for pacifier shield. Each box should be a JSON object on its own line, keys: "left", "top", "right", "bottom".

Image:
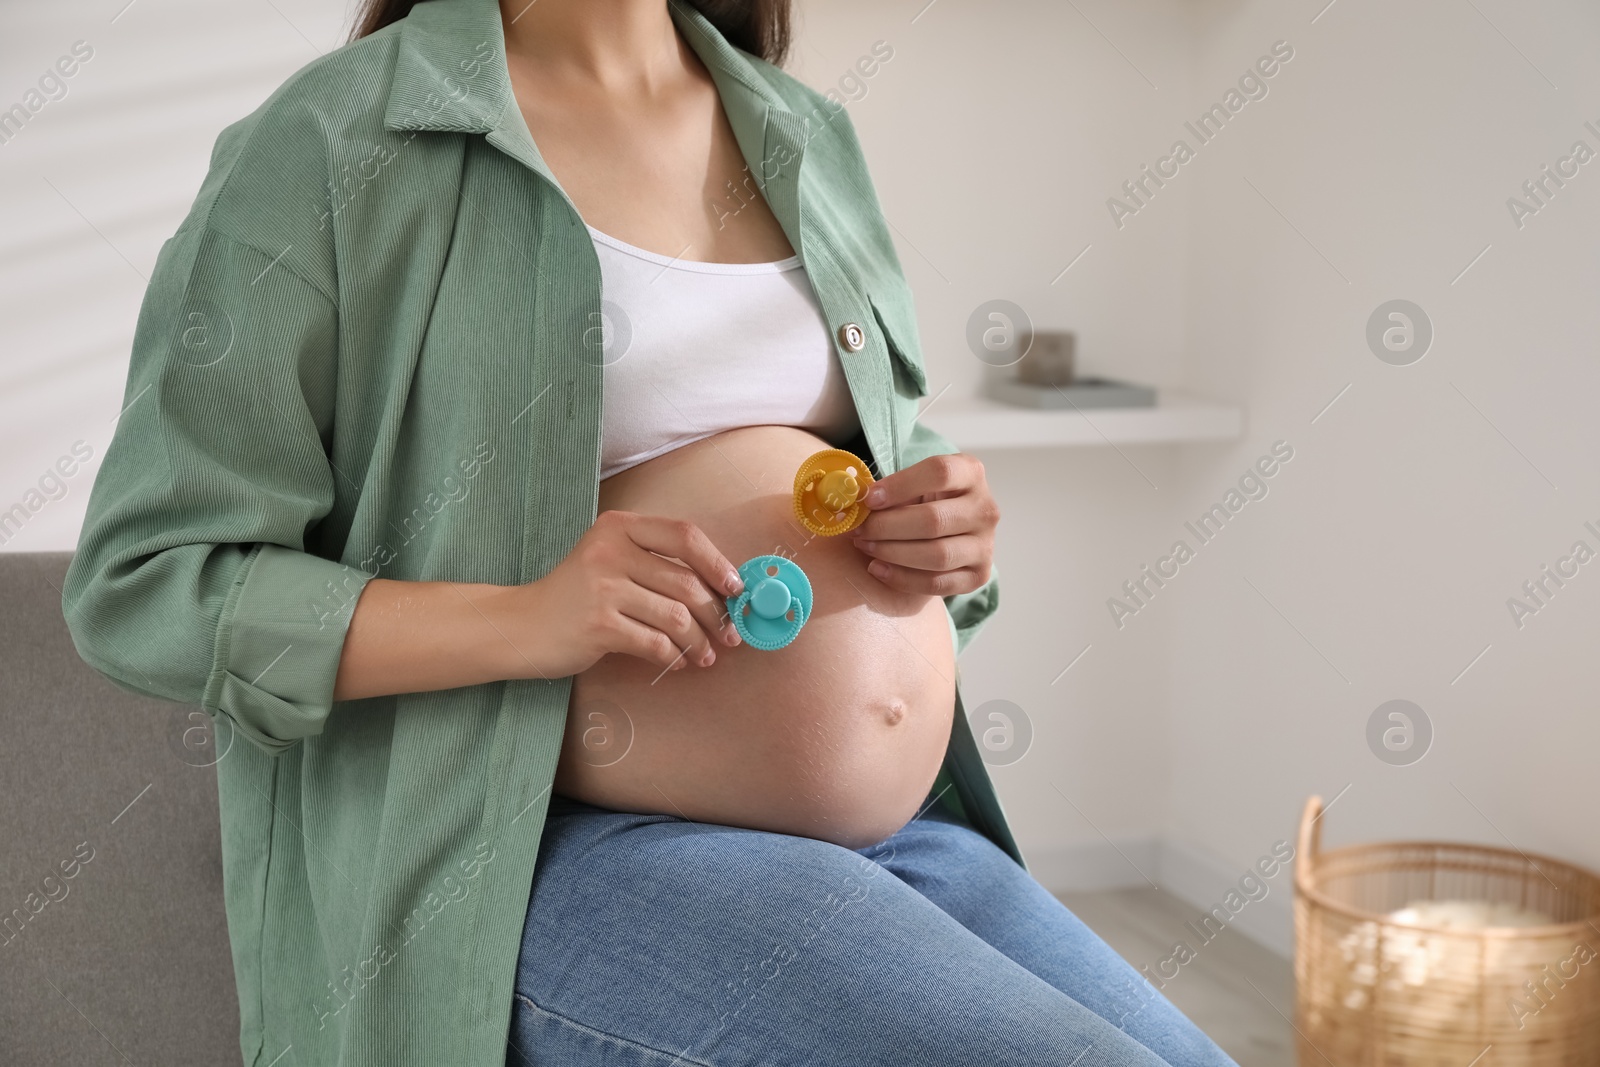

{"left": 727, "top": 555, "right": 813, "bottom": 651}
{"left": 793, "top": 449, "right": 875, "bottom": 537}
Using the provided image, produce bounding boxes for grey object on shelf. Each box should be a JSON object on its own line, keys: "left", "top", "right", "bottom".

{"left": 1016, "top": 330, "right": 1076, "bottom": 386}
{"left": 981, "top": 371, "right": 1158, "bottom": 410}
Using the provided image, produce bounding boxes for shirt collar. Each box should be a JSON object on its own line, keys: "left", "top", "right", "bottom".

{"left": 383, "top": 0, "right": 786, "bottom": 138}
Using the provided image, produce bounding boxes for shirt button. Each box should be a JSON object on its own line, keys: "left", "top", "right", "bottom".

{"left": 837, "top": 322, "right": 866, "bottom": 352}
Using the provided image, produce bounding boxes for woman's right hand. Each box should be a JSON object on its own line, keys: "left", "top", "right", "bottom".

{"left": 512, "top": 509, "right": 745, "bottom": 678}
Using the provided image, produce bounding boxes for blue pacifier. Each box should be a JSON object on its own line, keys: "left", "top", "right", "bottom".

{"left": 726, "top": 555, "right": 813, "bottom": 651}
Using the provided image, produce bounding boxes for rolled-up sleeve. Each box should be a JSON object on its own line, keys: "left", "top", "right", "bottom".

{"left": 62, "top": 220, "right": 371, "bottom": 756}
{"left": 901, "top": 419, "right": 1002, "bottom": 658}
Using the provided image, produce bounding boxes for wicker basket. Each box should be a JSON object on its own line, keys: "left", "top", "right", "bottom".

{"left": 1293, "top": 795, "right": 1600, "bottom": 1066}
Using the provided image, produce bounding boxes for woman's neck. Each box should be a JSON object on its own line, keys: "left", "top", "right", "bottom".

{"left": 498, "top": 0, "right": 685, "bottom": 95}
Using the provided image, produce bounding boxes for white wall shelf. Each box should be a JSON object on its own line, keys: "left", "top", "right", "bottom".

{"left": 919, "top": 390, "right": 1244, "bottom": 451}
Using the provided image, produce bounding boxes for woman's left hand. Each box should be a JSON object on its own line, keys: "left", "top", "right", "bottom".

{"left": 850, "top": 453, "right": 999, "bottom": 596}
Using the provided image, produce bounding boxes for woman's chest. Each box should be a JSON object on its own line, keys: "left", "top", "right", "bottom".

{"left": 502, "top": 65, "right": 794, "bottom": 265}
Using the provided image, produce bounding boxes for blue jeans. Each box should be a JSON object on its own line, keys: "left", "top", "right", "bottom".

{"left": 508, "top": 792, "right": 1238, "bottom": 1066}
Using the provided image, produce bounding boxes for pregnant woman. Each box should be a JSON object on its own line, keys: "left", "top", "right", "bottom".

{"left": 63, "top": 0, "right": 1236, "bottom": 1064}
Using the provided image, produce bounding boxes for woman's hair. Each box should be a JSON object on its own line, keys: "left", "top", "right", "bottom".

{"left": 349, "top": 0, "right": 792, "bottom": 66}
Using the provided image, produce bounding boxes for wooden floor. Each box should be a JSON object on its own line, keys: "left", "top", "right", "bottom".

{"left": 1056, "top": 887, "right": 1296, "bottom": 1067}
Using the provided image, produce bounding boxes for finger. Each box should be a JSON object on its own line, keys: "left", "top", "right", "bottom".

{"left": 603, "top": 610, "right": 693, "bottom": 672}
{"left": 633, "top": 554, "right": 742, "bottom": 651}
{"left": 864, "top": 453, "right": 982, "bottom": 510}
{"left": 863, "top": 559, "right": 988, "bottom": 597}
{"left": 621, "top": 514, "right": 745, "bottom": 597}
{"left": 852, "top": 533, "right": 986, "bottom": 573}
{"left": 853, "top": 496, "right": 978, "bottom": 543}
{"left": 616, "top": 583, "right": 718, "bottom": 668}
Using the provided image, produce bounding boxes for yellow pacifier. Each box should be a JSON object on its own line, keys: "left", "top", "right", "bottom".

{"left": 793, "top": 449, "right": 875, "bottom": 536}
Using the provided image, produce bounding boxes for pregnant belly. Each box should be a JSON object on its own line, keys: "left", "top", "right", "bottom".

{"left": 552, "top": 425, "right": 956, "bottom": 849}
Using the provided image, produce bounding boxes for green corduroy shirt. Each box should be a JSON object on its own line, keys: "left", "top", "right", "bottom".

{"left": 61, "top": 0, "right": 1026, "bottom": 1063}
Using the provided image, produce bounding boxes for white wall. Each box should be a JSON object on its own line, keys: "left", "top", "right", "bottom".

{"left": 1166, "top": 0, "right": 1600, "bottom": 941}
{"left": 6, "top": 0, "right": 1597, "bottom": 959}
{"left": 0, "top": 0, "right": 355, "bottom": 551}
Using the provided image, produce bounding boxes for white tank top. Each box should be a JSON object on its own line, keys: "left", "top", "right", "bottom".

{"left": 587, "top": 224, "right": 861, "bottom": 480}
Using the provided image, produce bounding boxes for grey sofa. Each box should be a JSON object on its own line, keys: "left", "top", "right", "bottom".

{"left": 1, "top": 552, "right": 239, "bottom": 1066}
